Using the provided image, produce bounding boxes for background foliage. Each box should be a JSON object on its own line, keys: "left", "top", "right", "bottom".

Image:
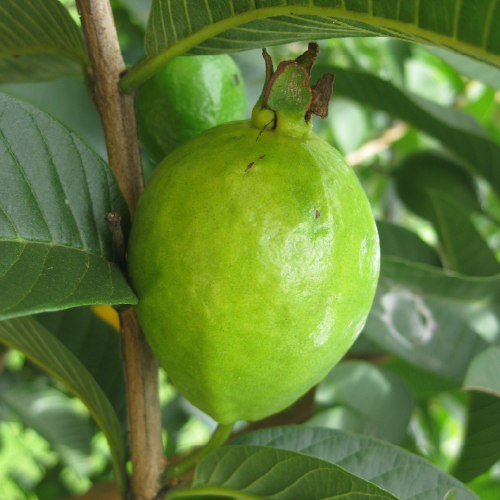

{"left": 1, "top": 0, "right": 500, "bottom": 499}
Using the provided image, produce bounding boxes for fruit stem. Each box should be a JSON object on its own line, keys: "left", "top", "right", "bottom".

{"left": 163, "top": 423, "right": 235, "bottom": 481}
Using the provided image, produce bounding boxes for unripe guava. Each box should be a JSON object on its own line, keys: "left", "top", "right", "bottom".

{"left": 137, "top": 55, "right": 246, "bottom": 163}
{"left": 128, "top": 45, "right": 380, "bottom": 424}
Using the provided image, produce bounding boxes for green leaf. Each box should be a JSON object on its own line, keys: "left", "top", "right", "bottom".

{"left": 429, "top": 192, "right": 500, "bottom": 276}
{"left": 0, "top": 0, "right": 89, "bottom": 83}
{"left": 0, "top": 93, "right": 137, "bottom": 320}
{"left": 383, "top": 357, "right": 460, "bottom": 399}
{"left": 231, "top": 426, "right": 479, "bottom": 500}
{"left": 427, "top": 187, "right": 500, "bottom": 482}
{"left": 0, "top": 377, "right": 93, "bottom": 475}
{"left": 35, "top": 307, "right": 127, "bottom": 428}
{"left": 119, "top": 0, "right": 152, "bottom": 29}
{"left": 467, "top": 473, "right": 500, "bottom": 500}
{"left": 393, "top": 151, "right": 481, "bottom": 223}
{"left": 121, "top": 0, "right": 500, "bottom": 93}
{"left": 0, "top": 77, "right": 106, "bottom": 158}
{"left": 453, "top": 392, "right": 500, "bottom": 483}
{"left": 311, "top": 361, "right": 414, "bottom": 445}
{"left": 463, "top": 346, "right": 500, "bottom": 397}
{"left": 0, "top": 316, "right": 127, "bottom": 497}
{"left": 141, "top": 1, "right": 500, "bottom": 76}
{"left": 376, "top": 220, "right": 442, "bottom": 267}
{"left": 429, "top": 46, "right": 500, "bottom": 90}
{"left": 453, "top": 349, "right": 500, "bottom": 482}
{"left": 175, "top": 445, "right": 399, "bottom": 500}
{"left": 314, "top": 66, "right": 500, "bottom": 199}
{"left": 364, "top": 258, "right": 492, "bottom": 380}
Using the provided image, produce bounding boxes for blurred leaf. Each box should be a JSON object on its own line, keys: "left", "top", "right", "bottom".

{"left": 162, "top": 394, "right": 190, "bottom": 456}
{"left": 429, "top": 192, "right": 500, "bottom": 276}
{"left": 455, "top": 349, "right": 500, "bottom": 483}
{"left": 118, "top": 0, "right": 152, "bottom": 29}
{"left": 429, "top": 47, "right": 500, "bottom": 90}
{"left": 404, "top": 58, "right": 457, "bottom": 105}
{"left": 377, "top": 220, "right": 442, "bottom": 267}
{"left": 311, "top": 361, "right": 414, "bottom": 445}
{"left": 35, "top": 307, "right": 127, "bottom": 428}
{"left": 383, "top": 357, "right": 460, "bottom": 399}
{"left": 465, "top": 87, "right": 497, "bottom": 123}
{"left": 429, "top": 180, "right": 500, "bottom": 483}
{"left": 0, "top": 377, "right": 93, "bottom": 475}
{"left": 143, "top": 1, "right": 500, "bottom": 67}
{"left": 307, "top": 406, "right": 366, "bottom": 437}
{"left": 364, "top": 258, "right": 492, "bottom": 380}
{"left": 0, "top": 77, "right": 106, "bottom": 159}
{"left": 313, "top": 66, "right": 500, "bottom": 199}
{"left": 327, "top": 98, "right": 368, "bottom": 154}
{"left": 231, "top": 426, "right": 479, "bottom": 500}
{"left": 0, "top": 316, "right": 127, "bottom": 497}
{"left": 183, "top": 445, "right": 399, "bottom": 500}
{"left": 112, "top": 2, "right": 147, "bottom": 66}
{"left": 0, "top": 0, "right": 89, "bottom": 83}
{"left": 393, "top": 151, "right": 481, "bottom": 222}
{"left": 0, "top": 93, "right": 137, "bottom": 320}
{"left": 463, "top": 346, "right": 500, "bottom": 397}
{"left": 467, "top": 473, "right": 500, "bottom": 500}
{"left": 33, "top": 463, "right": 71, "bottom": 500}
{"left": 453, "top": 392, "right": 500, "bottom": 483}
{"left": 363, "top": 257, "right": 500, "bottom": 381}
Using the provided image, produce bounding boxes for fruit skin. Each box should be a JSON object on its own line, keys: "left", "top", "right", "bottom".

{"left": 394, "top": 151, "right": 480, "bottom": 222}
{"left": 127, "top": 119, "right": 380, "bottom": 424}
{"left": 136, "top": 55, "right": 246, "bottom": 163}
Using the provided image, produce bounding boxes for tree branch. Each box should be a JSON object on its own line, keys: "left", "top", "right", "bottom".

{"left": 345, "top": 122, "right": 408, "bottom": 166}
{"left": 76, "top": 1, "right": 165, "bottom": 499}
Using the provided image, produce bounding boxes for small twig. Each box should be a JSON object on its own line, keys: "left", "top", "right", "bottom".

{"left": 345, "top": 122, "right": 408, "bottom": 166}
{"left": 105, "top": 212, "right": 126, "bottom": 269}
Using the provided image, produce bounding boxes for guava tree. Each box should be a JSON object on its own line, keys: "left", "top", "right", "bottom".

{"left": 1, "top": 1, "right": 500, "bottom": 500}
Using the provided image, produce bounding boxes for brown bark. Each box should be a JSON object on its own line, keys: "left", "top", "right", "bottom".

{"left": 76, "top": 1, "right": 165, "bottom": 499}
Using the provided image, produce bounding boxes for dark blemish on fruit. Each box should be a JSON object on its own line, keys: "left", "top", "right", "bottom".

{"left": 259, "top": 155, "right": 266, "bottom": 160}
{"left": 234, "top": 74, "right": 240, "bottom": 85}
{"left": 245, "top": 162, "right": 254, "bottom": 172}
{"left": 235, "top": 136, "right": 240, "bottom": 139}
{"left": 348, "top": 185, "right": 353, "bottom": 190}
{"left": 182, "top": 154, "right": 187, "bottom": 159}
{"left": 315, "top": 210, "right": 320, "bottom": 221}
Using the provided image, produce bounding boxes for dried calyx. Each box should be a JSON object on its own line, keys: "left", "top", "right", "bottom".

{"left": 251, "top": 42, "right": 335, "bottom": 137}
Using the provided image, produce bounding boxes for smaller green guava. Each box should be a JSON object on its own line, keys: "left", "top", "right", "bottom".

{"left": 136, "top": 54, "right": 246, "bottom": 163}
{"left": 128, "top": 44, "right": 380, "bottom": 424}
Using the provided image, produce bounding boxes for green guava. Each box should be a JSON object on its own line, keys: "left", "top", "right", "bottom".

{"left": 136, "top": 55, "right": 246, "bottom": 163}
{"left": 128, "top": 45, "right": 380, "bottom": 424}
{"left": 394, "top": 151, "right": 480, "bottom": 222}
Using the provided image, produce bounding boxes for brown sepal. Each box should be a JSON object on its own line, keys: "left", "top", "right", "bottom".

{"left": 294, "top": 42, "right": 320, "bottom": 76}
{"left": 306, "top": 73, "right": 335, "bottom": 122}
{"left": 262, "top": 48, "right": 274, "bottom": 88}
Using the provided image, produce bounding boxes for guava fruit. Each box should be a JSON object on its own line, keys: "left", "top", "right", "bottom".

{"left": 136, "top": 54, "right": 246, "bottom": 163}
{"left": 128, "top": 44, "right": 380, "bottom": 424}
{"left": 394, "top": 151, "right": 480, "bottom": 222}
